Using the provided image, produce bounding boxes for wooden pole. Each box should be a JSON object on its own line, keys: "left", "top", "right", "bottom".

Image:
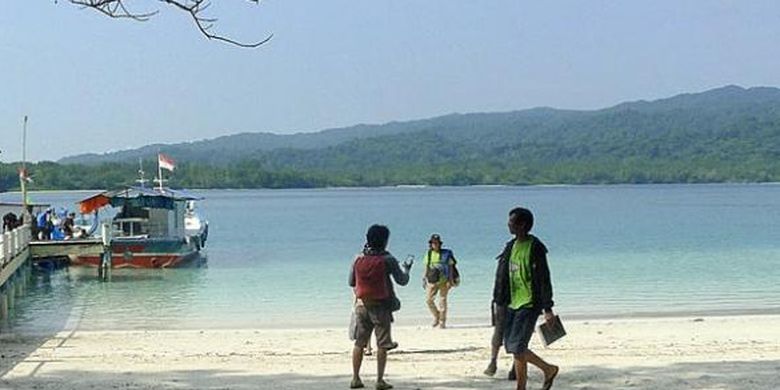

{"left": 100, "top": 223, "right": 112, "bottom": 281}
{"left": 20, "top": 116, "right": 28, "bottom": 208}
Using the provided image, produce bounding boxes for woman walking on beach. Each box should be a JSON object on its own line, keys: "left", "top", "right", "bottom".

{"left": 492, "top": 207, "right": 559, "bottom": 390}
{"left": 423, "top": 233, "right": 459, "bottom": 329}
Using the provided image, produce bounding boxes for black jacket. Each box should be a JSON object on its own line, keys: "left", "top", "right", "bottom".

{"left": 492, "top": 235, "right": 554, "bottom": 312}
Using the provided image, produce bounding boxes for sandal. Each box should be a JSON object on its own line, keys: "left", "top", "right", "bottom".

{"left": 350, "top": 378, "right": 365, "bottom": 389}
{"left": 542, "top": 366, "right": 559, "bottom": 390}
{"left": 483, "top": 361, "right": 497, "bottom": 376}
{"left": 375, "top": 379, "right": 393, "bottom": 390}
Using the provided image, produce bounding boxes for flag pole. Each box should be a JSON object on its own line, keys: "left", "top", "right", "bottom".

{"left": 157, "top": 153, "right": 164, "bottom": 192}
{"left": 21, "top": 116, "right": 28, "bottom": 208}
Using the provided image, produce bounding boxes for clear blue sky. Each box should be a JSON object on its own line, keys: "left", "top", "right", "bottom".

{"left": 2, "top": 1, "right": 780, "bottom": 161}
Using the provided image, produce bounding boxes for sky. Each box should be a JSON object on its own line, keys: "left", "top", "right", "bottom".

{"left": 2, "top": 1, "right": 780, "bottom": 162}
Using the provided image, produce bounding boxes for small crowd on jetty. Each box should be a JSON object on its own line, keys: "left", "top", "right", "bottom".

{"left": 2, "top": 208, "right": 89, "bottom": 240}
{"left": 1, "top": 212, "right": 25, "bottom": 233}
{"left": 348, "top": 207, "right": 560, "bottom": 390}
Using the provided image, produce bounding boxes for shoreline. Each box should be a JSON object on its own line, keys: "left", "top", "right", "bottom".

{"left": 2, "top": 181, "right": 780, "bottom": 195}
{"left": 6, "top": 313, "right": 780, "bottom": 336}
{"left": 8, "top": 308, "right": 780, "bottom": 335}
{"left": 7, "top": 312, "right": 780, "bottom": 335}
{"left": 2, "top": 314, "right": 779, "bottom": 389}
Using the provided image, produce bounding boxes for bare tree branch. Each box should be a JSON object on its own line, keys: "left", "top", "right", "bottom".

{"left": 70, "top": 0, "right": 157, "bottom": 22}
{"left": 68, "top": 0, "right": 272, "bottom": 48}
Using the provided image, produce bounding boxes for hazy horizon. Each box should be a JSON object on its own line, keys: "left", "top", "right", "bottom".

{"left": 3, "top": 1, "right": 780, "bottom": 161}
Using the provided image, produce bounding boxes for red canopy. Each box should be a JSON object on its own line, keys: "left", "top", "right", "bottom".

{"left": 78, "top": 193, "right": 110, "bottom": 214}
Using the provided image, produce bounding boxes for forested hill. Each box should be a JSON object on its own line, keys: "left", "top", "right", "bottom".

{"left": 58, "top": 118, "right": 455, "bottom": 165}
{"left": 3, "top": 85, "right": 780, "bottom": 190}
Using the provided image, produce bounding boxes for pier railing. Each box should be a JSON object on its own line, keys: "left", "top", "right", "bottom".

{"left": 1, "top": 224, "right": 32, "bottom": 323}
{"left": 1, "top": 225, "right": 31, "bottom": 269}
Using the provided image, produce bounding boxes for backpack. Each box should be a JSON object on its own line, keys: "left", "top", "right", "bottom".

{"left": 354, "top": 255, "right": 390, "bottom": 301}
{"left": 425, "top": 249, "right": 461, "bottom": 286}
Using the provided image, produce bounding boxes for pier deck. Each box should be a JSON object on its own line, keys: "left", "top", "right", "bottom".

{"left": 30, "top": 238, "right": 104, "bottom": 261}
{"left": 0, "top": 225, "right": 33, "bottom": 322}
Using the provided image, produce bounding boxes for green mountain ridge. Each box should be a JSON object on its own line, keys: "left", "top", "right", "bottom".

{"left": 3, "top": 85, "right": 780, "bottom": 190}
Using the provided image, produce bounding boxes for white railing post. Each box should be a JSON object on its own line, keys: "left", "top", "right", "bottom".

{"left": 3, "top": 232, "right": 11, "bottom": 263}
{"left": 0, "top": 235, "right": 5, "bottom": 267}
{"left": 11, "top": 230, "right": 18, "bottom": 258}
{"left": 19, "top": 226, "right": 26, "bottom": 249}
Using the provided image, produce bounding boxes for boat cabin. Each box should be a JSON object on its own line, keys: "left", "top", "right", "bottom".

{"left": 78, "top": 187, "right": 202, "bottom": 239}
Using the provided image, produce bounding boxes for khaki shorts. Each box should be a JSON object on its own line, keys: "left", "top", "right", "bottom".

{"left": 354, "top": 304, "right": 394, "bottom": 349}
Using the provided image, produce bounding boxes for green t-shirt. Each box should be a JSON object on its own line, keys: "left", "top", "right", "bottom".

{"left": 425, "top": 250, "right": 448, "bottom": 285}
{"left": 508, "top": 238, "right": 533, "bottom": 310}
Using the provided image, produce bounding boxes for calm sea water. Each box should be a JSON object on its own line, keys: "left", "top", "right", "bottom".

{"left": 2, "top": 184, "right": 779, "bottom": 333}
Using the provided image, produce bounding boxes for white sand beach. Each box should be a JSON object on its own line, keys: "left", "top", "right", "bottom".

{"left": 2, "top": 315, "right": 779, "bottom": 389}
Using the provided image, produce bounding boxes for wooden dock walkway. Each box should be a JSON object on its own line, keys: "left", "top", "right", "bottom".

{"left": 0, "top": 225, "right": 33, "bottom": 323}
{"left": 30, "top": 238, "right": 104, "bottom": 261}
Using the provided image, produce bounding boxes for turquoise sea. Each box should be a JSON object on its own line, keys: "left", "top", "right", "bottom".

{"left": 2, "top": 184, "right": 779, "bottom": 333}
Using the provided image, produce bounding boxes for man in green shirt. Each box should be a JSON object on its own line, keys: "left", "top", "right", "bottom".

{"left": 491, "top": 207, "right": 559, "bottom": 390}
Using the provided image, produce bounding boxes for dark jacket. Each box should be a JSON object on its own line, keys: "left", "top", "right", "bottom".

{"left": 492, "top": 235, "right": 554, "bottom": 312}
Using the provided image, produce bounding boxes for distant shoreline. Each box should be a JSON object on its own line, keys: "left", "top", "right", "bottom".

{"left": 2, "top": 181, "right": 780, "bottom": 195}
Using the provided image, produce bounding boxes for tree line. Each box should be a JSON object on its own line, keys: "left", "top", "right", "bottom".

{"left": 2, "top": 154, "right": 779, "bottom": 192}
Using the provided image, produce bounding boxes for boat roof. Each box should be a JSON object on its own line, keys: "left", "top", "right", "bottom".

{"left": 78, "top": 187, "right": 203, "bottom": 214}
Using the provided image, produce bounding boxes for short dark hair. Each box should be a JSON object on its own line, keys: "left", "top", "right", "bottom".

{"left": 509, "top": 207, "right": 534, "bottom": 233}
{"left": 366, "top": 224, "right": 390, "bottom": 250}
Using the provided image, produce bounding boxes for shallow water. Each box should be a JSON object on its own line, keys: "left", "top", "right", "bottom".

{"left": 3, "top": 184, "right": 779, "bottom": 332}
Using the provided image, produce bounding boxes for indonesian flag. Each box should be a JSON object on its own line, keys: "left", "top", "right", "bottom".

{"left": 18, "top": 167, "right": 33, "bottom": 183}
{"left": 158, "top": 153, "right": 175, "bottom": 172}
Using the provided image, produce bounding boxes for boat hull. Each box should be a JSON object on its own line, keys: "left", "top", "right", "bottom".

{"left": 70, "top": 237, "right": 204, "bottom": 268}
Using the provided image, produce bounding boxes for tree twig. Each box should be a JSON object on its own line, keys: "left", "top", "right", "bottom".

{"left": 69, "top": 0, "right": 272, "bottom": 48}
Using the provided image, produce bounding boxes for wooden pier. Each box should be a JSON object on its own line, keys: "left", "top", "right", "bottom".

{"left": 0, "top": 225, "right": 33, "bottom": 323}
{"left": 30, "top": 238, "right": 104, "bottom": 262}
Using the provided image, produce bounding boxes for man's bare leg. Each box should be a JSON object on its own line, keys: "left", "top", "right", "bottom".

{"left": 376, "top": 348, "right": 393, "bottom": 389}
{"left": 351, "top": 346, "right": 365, "bottom": 388}
{"left": 513, "top": 353, "right": 528, "bottom": 390}
{"left": 524, "top": 350, "right": 558, "bottom": 389}
{"left": 484, "top": 341, "right": 500, "bottom": 375}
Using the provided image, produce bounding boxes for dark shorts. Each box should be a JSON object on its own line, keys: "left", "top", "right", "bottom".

{"left": 491, "top": 304, "right": 508, "bottom": 348}
{"left": 354, "top": 304, "right": 394, "bottom": 349}
{"left": 504, "top": 307, "right": 540, "bottom": 354}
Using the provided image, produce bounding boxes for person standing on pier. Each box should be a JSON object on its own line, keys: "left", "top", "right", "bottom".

{"left": 62, "top": 212, "right": 76, "bottom": 240}
{"left": 348, "top": 224, "right": 412, "bottom": 390}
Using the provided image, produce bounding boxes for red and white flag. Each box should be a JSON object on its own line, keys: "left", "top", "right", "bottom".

{"left": 18, "top": 167, "right": 33, "bottom": 183}
{"left": 158, "top": 153, "right": 176, "bottom": 172}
